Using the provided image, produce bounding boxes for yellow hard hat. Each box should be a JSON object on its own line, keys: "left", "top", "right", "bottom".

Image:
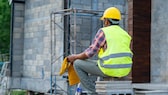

{"left": 100, "top": 7, "right": 121, "bottom": 20}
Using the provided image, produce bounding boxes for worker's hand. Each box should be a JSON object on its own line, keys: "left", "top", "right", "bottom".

{"left": 67, "top": 54, "right": 77, "bottom": 64}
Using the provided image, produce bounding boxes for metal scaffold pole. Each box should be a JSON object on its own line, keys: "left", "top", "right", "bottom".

{"left": 49, "top": 8, "right": 103, "bottom": 95}
{"left": 73, "top": 8, "right": 77, "bottom": 54}
{"left": 50, "top": 11, "right": 53, "bottom": 95}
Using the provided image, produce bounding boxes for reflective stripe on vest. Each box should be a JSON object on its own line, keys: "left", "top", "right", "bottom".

{"left": 99, "top": 52, "right": 133, "bottom": 68}
{"left": 101, "top": 52, "right": 133, "bottom": 60}
{"left": 100, "top": 61, "right": 132, "bottom": 68}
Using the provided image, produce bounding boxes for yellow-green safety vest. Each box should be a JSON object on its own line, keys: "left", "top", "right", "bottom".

{"left": 97, "top": 25, "right": 133, "bottom": 77}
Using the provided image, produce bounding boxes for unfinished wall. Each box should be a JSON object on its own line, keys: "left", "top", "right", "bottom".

{"left": 68, "top": 0, "right": 129, "bottom": 94}
{"left": 69, "top": 0, "right": 128, "bottom": 55}
{"left": 10, "top": 0, "right": 129, "bottom": 94}
{"left": 151, "top": 0, "right": 168, "bottom": 83}
{"left": 23, "top": 0, "right": 65, "bottom": 92}
{"left": 10, "top": 0, "right": 66, "bottom": 93}
{"left": 10, "top": 1, "right": 24, "bottom": 89}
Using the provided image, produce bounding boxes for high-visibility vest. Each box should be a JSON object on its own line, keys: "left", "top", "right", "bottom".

{"left": 97, "top": 25, "right": 133, "bottom": 77}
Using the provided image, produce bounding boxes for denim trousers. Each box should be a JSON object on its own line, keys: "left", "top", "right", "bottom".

{"left": 73, "top": 59, "right": 107, "bottom": 94}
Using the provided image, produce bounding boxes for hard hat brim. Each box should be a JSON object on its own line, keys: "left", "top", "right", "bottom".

{"left": 100, "top": 16, "right": 104, "bottom": 20}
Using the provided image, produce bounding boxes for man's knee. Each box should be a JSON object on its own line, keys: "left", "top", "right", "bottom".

{"left": 73, "top": 59, "right": 81, "bottom": 68}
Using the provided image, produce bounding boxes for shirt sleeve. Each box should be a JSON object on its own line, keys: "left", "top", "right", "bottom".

{"left": 84, "top": 29, "right": 106, "bottom": 58}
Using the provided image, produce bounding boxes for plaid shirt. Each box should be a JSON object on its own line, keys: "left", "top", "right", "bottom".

{"left": 84, "top": 29, "right": 106, "bottom": 58}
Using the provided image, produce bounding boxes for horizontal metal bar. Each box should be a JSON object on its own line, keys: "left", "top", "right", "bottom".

{"left": 51, "top": 8, "right": 125, "bottom": 16}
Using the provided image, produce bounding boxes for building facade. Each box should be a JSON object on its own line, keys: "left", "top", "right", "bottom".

{"left": 10, "top": 0, "right": 128, "bottom": 94}
{"left": 9, "top": 0, "right": 168, "bottom": 94}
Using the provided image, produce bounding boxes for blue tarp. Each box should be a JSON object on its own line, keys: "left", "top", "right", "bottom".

{"left": 0, "top": 62, "right": 4, "bottom": 71}
{"left": 0, "top": 61, "right": 4, "bottom": 64}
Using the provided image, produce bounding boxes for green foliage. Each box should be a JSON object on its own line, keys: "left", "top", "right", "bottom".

{"left": 0, "top": 0, "right": 11, "bottom": 54}
{"left": 10, "top": 90, "right": 27, "bottom": 95}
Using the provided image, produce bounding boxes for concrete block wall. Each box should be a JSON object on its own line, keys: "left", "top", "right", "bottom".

{"left": 151, "top": 0, "right": 168, "bottom": 83}
{"left": 10, "top": 0, "right": 128, "bottom": 94}
{"left": 22, "top": 0, "right": 65, "bottom": 92}
{"left": 23, "top": 0, "right": 63, "bottom": 79}
{"left": 10, "top": 2, "right": 25, "bottom": 89}
{"left": 70, "top": 0, "right": 128, "bottom": 55}
{"left": 10, "top": 0, "right": 168, "bottom": 93}
{"left": 11, "top": 2, "right": 24, "bottom": 77}
{"left": 11, "top": 0, "right": 67, "bottom": 93}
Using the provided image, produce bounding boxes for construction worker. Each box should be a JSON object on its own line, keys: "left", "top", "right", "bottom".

{"left": 67, "top": 7, "right": 133, "bottom": 94}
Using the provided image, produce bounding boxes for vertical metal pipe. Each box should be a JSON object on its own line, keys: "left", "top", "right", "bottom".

{"left": 54, "top": 13, "right": 56, "bottom": 57}
{"left": 64, "top": 0, "right": 71, "bottom": 94}
{"left": 54, "top": 75, "right": 56, "bottom": 95}
{"left": 50, "top": 12, "right": 53, "bottom": 95}
{"left": 53, "top": 12, "right": 57, "bottom": 95}
{"left": 91, "top": 0, "right": 98, "bottom": 42}
{"left": 10, "top": 0, "right": 14, "bottom": 78}
{"left": 64, "top": 0, "right": 71, "bottom": 57}
{"left": 73, "top": 9, "right": 76, "bottom": 54}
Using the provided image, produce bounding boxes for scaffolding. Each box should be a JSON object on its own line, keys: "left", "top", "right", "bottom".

{"left": 0, "top": 53, "right": 9, "bottom": 62}
{"left": 49, "top": 8, "right": 103, "bottom": 95}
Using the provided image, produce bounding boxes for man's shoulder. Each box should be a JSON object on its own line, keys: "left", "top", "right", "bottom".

{"left": 95, "top": 28, "right": 105, "bottom": 38}
{"left": 97, "top": 28, "right": 104, "bottom": 34}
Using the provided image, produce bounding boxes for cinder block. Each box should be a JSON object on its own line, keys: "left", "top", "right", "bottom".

{"left": 96, "top": 81, "right": 133, "bottom": 95}
{"left": 135, "top": 90, "right": 168, "bottom": 95}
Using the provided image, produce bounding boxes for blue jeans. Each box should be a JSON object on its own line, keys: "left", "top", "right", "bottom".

{"left": 73, "top": 59, "right": 107, "bottom": 94}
